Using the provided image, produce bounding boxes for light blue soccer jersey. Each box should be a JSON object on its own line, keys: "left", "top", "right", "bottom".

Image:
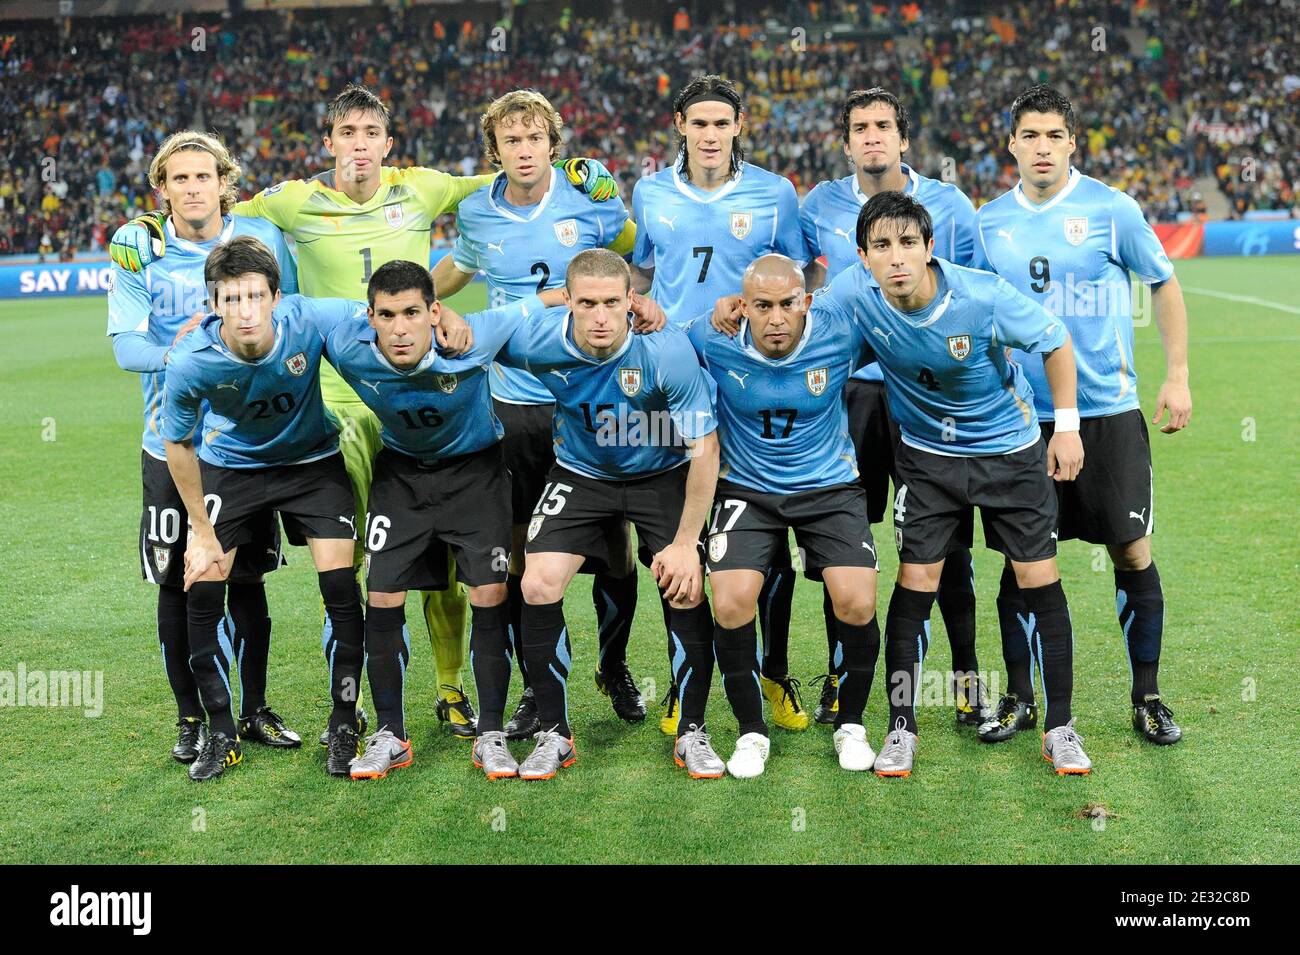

{"left": 452, "top": 168, "right": 631, "bottom": 405}
{"left": 685, "top": 305, "right": 874, "bottom": 494}
{"left": 800, "top": 163, "right": 984, "bottom": 382}
{"left": 497, "top": 310, "right": 718, "bottom": 480}
{"left": 324, "top": 295, "right": 544, "bottom": 460}
{"left": 161, "top": 295, "right": 361, "bottom": 468}
{"left": 976, "top": 168, "right": 1174, "bottom": 420}
{"left": 822, "top": 258, "right": 1068, "bottom": 455}
{"left": 107, "top": 214, "right": 298, "bottom": 459}
{"left": 632, "top": 161, "right": 809, "bottom": 325}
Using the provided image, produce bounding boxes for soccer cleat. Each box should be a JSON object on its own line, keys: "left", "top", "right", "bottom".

{"left": 325, "top": 723, "right": 361, "bottom": 778}
{"left": 172, "top": 717, "right": 207, "bottom": 764}
{"left": 978, "top": 693, "right": 1038, "bottom": 743}
{"left": 239, "top": 705, "right": 302, "bottom": 748}
{"left": 350, "top": 728, "right": 413, "bottom": 780}
{"left": 673, "top": 724, "right": 725, "bottom": 779}
{"left": 472, "top": 731, "right": 519, "bottom": 780}
{"left": 1042, "top": 719, "right": 1093, "bottom": 775}
{"left": 518, "top": 729, "right": 577, "bottom": 781}
{"left": 435, "top": 685, "right": 478, "bottom": 740}
{"left": 811, "top": 674, "right": 839, "bottom": 725}
{"left": 658, "top": 683, "right": 681, "bottom": 736}
{"left": 953, "top": 673, "right": 993, "bottom": 726}
{"left": 833, "top": 723, "right": 876, "bottom": 772}
{"left": 594, "top": 661, "right": 647, "bottom": 723}
{"left": 318, "top": 706, "right": 368, "bottom": 747}
{"left": 1133, "top": 695, "right": 1182, "bottom": 745}
{"left": 727, "top": 732, "right": 771, "bottom": 779}
{"left": 188, "top": 730, "right": 241, "bottom": 781}
{"left": 874, "top": 718, "right": 918, "bottom": 777}
{"left": 761, "top": 675, "right": 809, "bottom": 731}
{"left": 504, "top": 688, "right": 541, "bottom": 741}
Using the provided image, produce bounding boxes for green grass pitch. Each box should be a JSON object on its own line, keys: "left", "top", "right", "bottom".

{"left": 1, "top": 256, "right": 1296, "bottom": 864}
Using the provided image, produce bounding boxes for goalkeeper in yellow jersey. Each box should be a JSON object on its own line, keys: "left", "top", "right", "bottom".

{"left": 111, "top": 84, "right": 621, "bottom": 741}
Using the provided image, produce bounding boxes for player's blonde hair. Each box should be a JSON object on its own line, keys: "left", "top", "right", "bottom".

{"left": 480, "top": 90, "right": 564, "bottom": 168}
{"left": 148, "top": 131, "right": 242, "bottom": 216}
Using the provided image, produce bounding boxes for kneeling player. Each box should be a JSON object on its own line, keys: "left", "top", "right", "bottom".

{"left": 689, "top": 255, "right": 881, "bottom": 777}
{"left": 495, "top": 249, "right": 720, "bottom": 780}
{"left": 832, "top": 192, "right": 1092, "bottom": 777}
{"left": 162, "top": 237, "right": 371, "bottom": 780}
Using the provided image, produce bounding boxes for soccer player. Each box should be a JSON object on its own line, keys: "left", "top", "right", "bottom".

{"left": 161, "top": 236, "right": 374, "bottom": 780}
{"left": 112, "top": 84, "right": 618, "bottom": 741}
{"left": 687, "top": 255, "right": 881, "bottom": 777}
{"left": 976, "top": 85, "right": 1190, "bottom": 745}
{"left": 832, "top": 192, "right": 1092, "bottom": 777}
{"left": 431, "top": 90, "right": 646, "bottom": 738}
{"left": 107, "top": 131, "right": 302, "bottom": 762}
{"left": 494, "top": 249, "right": 720, "bottom": 780}
{"left": 631, "top": 73, "right": 811, "bottom": 734}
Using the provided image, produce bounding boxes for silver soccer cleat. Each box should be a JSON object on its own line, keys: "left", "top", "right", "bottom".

{"left": 349, "top": 728, "right": 413, "bottom": 780}
{"left": 873, "top": 717, "right": 918, "bottom": 777}
{"left": 674, "top": 723, "right": 725, "bottom": 779}
{"left": 1042, "top": 719, "right": 1093, "bottom": 775}
{"left": 472, "top": 730, "right": 519, "bottom": 780}
{"left": 517, "top": 728, "right": 577, "bottom": 781}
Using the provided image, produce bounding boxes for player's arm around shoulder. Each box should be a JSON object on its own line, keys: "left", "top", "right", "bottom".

{"left": 231, "top": 178, "right": 313, "bottom": 231}
{"left": 397, "top": 165, "right": 495, "bottom": 217}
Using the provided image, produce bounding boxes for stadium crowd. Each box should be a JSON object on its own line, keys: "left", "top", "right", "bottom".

{"left": 0, "top": 0, "right": 1294, "bottom": 258}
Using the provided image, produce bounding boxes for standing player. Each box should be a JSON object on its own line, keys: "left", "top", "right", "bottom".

{"left": 431, "top": 90, "right": 646, "bottom": 737}
{"left": 833, "top": 193, "right": 1091, "bottom": 777}
{"left": 687, "top": 256, "right": 882, "bottom": 777}
{"left": 631, "top": 73, "right": 811, "bottom": 735}
{"left": 976, "top": 85, "right": 1189, "bottom": 745}
{"left": 107, "top": 131, "right": 301, "bottom": 762}
{"left": 495, "top": 249, "right": 721, "bottom": 781}
{"left": 160, "top": 237, "right": 371, "bottom": 780}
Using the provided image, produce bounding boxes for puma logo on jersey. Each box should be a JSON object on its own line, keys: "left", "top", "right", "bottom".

{"left": 871, "top": 326, "right": 894, "bottom": 347}
{"left": 862, "top": 541, "right": 876, "bottom": 558}
{"left": 833, "top": 227, "right": 855, "bottom": 245}
{"left": 216, "top": 381, "right": 240, "bottom": 392}
{"left": 658, "top": 215, "right": 678, "bottom": 232}
{"left": 1129, "top": 508, "right": 1148, "bottom": 522}
{"left": 549, "top": 369, "right": 572, "bottom": 384}
{"left": 357, "top": 379, "right": 381, "bottom": 396}
{"left": 727, "top": 370, "right": 750, "bottom": 388}
{"left": 997, "top": 227, "right": 1016, "bottom": 243}
{"left": 486, "top": 240, "right": 506, "bottom": 255}
{"left": 337, "top": 515, "right": 356, "bottom": 534}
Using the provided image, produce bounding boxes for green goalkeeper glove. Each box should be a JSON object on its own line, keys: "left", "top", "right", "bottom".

{"left": 109, "top": 211, "right": 167, "bottom": 273}
{"left": 555, "top": 157, "right": 620, "bottom": 202}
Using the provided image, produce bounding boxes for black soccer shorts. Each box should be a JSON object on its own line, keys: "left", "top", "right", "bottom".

{"left": 363, "top": 443, "right": 511, "bottom": 593}
{"left": 846, "top": 379, "right": 902, "bottom": 524}
{"left": 494, "top": 398, "right": 556, "bottom": 525}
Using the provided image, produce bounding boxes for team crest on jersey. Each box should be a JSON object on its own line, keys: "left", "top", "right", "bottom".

{"left": 264, "top": 181, "right": 286, "bottom": 196}
{"left": 154, "top": 546, "right": 170, "bottom": 574}
{"left": 947, "top": 335, "right": 972, "bottom": 361}
{"left": 730, "top": 212, "right": 752, "bottom": 240}
{"left": 805, "top": 367, "right": 829, "bottom": 396}
{"left": 436, "top": 373, "right": 459, "bottom": 394}
{"left": 384, "top": 203, "right": 405, "bottom": 229}
{"left": 708, "top": 533, "right": 728, "bottom": 563}
{"left": 1064, "top": 216, "right": 1088, "bottom": 247}
{"left": 527, "top": 514, "right": 545, "bottom": 543}
{"left": 619, "top": 367, "right": 642, "bottom": 397}
{"left": 284, "top": 352, "right": 308, "bottom": 376}
{"left": 553, "top": 218, "right": 579, "bottom": 248}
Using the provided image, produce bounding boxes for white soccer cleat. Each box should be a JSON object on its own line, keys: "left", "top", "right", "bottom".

{"left": 832, "top": 723, "right": 876, "bottom": 771}
{"left": 726, "top": 732, "right": 770, "bottom": 779}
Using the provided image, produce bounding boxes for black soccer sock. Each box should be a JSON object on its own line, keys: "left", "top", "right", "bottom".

{"left": 364, "top": 604, "right": 409, "bottom": 740}
{"left": 157, "top": 584, "right": 202, "bottom": 721}
{"left": 714, "top": 619, "right": 766, "bottom": 737}
{"left": 660, "top": 594, "right": 676, "bottom": 676}
{"left": 470, "top": 602, "right": 513, "bottom": 733}
{"left": 522, "top": 600, "right": 571, "bottom": 738}
{"left": 833, "top": 615, "right": 881, "bottom": 728}
{"left": 997, "top": 562, "right": 1036, "bottom": 701}
{"left": 227, "top": 579, "right": 270, "bottom": 719}
{"left": 1116, "top": 563, "right": 1164, "bottom": 704}
{"left": 758, "top": 566, "right": 795, "bottom": 679}
{"left": 592, "top": 570, "right": 638, "bottom": 672}
{"left": 937, "top": 549, "right": 979, "bottom": 675}
{"left": 822, "top": 586, "right": 839, "bottom": 673}
{"left": 1021, "top": 580, "right": 1075, "bottom": 731}
{"left": 668, "top": 600, "right": 715, "bottom": 735}
{"left": 507, "top": 574, "right": 528, "bottom": 689}
{"left": 319, "top": 567, "right": 364, "bottom": 732}
{"left": 186, "top": 580, "right": 236, "bottom": 736}
{"left": 884, "top": 586, "right": 936, "bottom": 735}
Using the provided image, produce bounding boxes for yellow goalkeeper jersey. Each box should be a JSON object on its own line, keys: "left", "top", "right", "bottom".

{"left": 234, "top": 166, "right": 493, "bottom": 405}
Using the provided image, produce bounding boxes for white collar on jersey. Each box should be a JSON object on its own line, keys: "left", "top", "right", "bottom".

{"left": 486, "top": 166, "right": 558, "bottom": 223}
{"left": 671, "top": 161, "right": 745, "bottom": 204}
{"left": 559, "top": 310, "right": 635, "bottom": 365}
{"left": 1013, "top": 166, "right": 1082, "bottom": 213}
{"left": 166, "top": 214, "right": 236, "bottom": 257}
{"left": 850, "top": 163, "right": 920, "bottom": 206}
{"left": 208, "top": 319, "right": 283, "bottom": 366}
{"left": 739, "top": 304, "right": 816, "bottom": 366}
{"left": 367, "top": 339, "right": 438, "bottom": 376}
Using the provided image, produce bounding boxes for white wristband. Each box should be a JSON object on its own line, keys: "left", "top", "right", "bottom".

{"left": 1054, "top": 408, "right": 1081, "bottom": 432}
